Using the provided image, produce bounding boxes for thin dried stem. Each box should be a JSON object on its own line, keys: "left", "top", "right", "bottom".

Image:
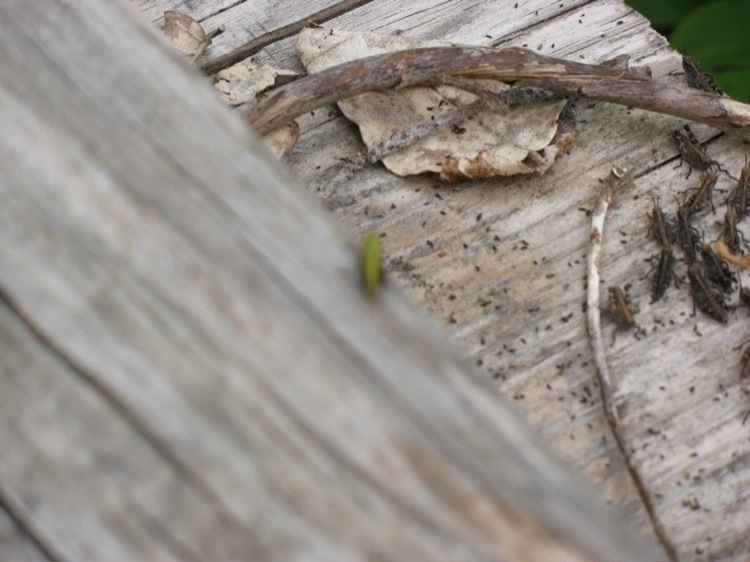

{"left": 586, "top": 168, "right": 678, "bottom": 561}
{"left": 243, "top": 46, "right": 750, "bottom": 136}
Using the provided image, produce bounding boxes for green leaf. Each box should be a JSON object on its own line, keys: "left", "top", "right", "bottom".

{"left": 669, "top": 0, "right": 750, "bottom": 99}
{"left": 714, "top": 69, "right": 750, "bottom": 102}
{"left": 626, "top": 0, "right": 704, "bottom": 30}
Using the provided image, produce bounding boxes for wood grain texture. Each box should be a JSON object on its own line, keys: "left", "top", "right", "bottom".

{"left": 136, "top": 0, "right": 376, "bottom": 73}
{"left": 151, "top": 0, "right": 750, "bottom": 559}
{"left": 0, "top": 0, "right": 663, "bottom": 560}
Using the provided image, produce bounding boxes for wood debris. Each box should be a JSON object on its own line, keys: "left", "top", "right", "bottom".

{"left": 714, "top": 241, "right": 750, "bottom": 268}
{"left": 162, "top": 11, "right": 224, "bottom": 64}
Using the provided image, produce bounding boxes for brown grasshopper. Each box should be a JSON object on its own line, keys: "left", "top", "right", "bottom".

{"left": 672, "top": 125, "right": 718, "bottom": 179}
{"left": 687, "top": 263, "right": 728, "bottom": 323}
{"left": 674, "top": 207, "right": 700, "bottom": 264}
{"left": 680, "top": 170, "right": 718, "bottom": 216}
{"left": 650, "top": 248, "right": 676, "bottom": 303}
{"left": 722, "top": 208, "right": 745, "bottom": 254}
{"left": 740, "top": 339, "right": 750, "bottom": 379}
{"left": 727, "top": 159, "right": 750, "bottom": 219}
{"left": 682, "top": 54, "right": 724, "bottom": 96}
{"left": 699, "top": 243, "right": 735, "bottom": 294}
{"left": 648, "top": 196, "right": 674, "bottom": 248}
{"left": 607, "top": 285, "right": 643, "bottom": 343}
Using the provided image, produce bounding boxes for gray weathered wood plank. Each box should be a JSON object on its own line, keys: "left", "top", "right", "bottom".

{"left": 0, "top": 0, "right": 663, "bottom": 560}
{"left": 139, "top": 0, "right": 750, "bottom": 559}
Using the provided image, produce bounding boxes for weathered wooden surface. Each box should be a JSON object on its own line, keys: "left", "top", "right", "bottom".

{"left": 128, "top": 0, "right": 750, "bottom": 560}
{"left": 0, "top": 0, "right": 670, "bottom": 560}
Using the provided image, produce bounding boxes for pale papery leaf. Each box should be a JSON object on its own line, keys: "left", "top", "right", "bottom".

{"left": 262, "top": 121, "right": 300, "bottom": 159}
{"left": 162, "top": 11, "right": 223, "bottom": 63}
{"left": 214, "top": 60, "right": 299, "bottom": 107}
{"left": 295, "top": 28, "right": 571, "bottom": 180}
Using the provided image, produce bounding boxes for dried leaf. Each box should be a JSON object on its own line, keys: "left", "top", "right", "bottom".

{"left": 295, "top": 28, "right": 570, "bottom": 180}
{"left": 714, "top": 241, "right": 750, "bottom": 268}
{"left": 214, "top": 60, "right": 299, "bottom": 106}
{"left": 212, "top": 60, "right": 301, "bottom": 157}
{"left": 162, "top": 11, "right": 223, "bottom": 63}
{"left": 262, "top": 121, "right": 300, "bottom": 158}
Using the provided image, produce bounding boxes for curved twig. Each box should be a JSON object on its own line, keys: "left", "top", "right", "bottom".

{"left": 587, "top": 169, "right": 678, "bottom": 561}
{"left": 242, "top": 46, "right": 750, "bottom": 136}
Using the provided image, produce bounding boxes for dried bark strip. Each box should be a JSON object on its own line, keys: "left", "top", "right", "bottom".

{"left": 243, "top": 46, "right": 750, "bottom": 136}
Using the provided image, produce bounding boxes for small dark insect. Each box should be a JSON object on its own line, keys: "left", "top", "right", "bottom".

{"left": 648, "top": 196, "right": 674, "bottom": 248}
{"left": 740, "top": 342, "right": 750, "bottom": 379}
{"left": 651, "top": 248, "right": 676, "bottom": 303}
{"left": 687, "top": 263, "right": 728, "bottom": 323}
{"left": 727, "top": 160, "right": 750, "bottom": 219}
{"left": 674, "top": 207, "right": 700, "bottom": 263}
{"left": 680, "top": 171, "right": 718, "bottom": 216}
{"left": 740, "top": 286, "right": 750, "bottom": 308}
{"left": 699, "top": 244, "right": 735, "bottom": 293}
{"left": 682, "top": 55, "right": 724, "bottom": 96}
{"left": 722, "top": 209, "right": 744, "bottom": 254}
{"left": 672, "top": 125, "right": 716, "bottom": 178}
{"left": 608, "top": 286, "right": 635, "bottom": 327}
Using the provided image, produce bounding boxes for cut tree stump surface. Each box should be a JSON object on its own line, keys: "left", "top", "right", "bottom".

{"left": 1, "top": 0, "right": 748, "bottom": 560}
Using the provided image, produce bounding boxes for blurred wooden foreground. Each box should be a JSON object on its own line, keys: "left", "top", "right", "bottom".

{"left": 1, "top": 0, "right": 748, "bottom": 560}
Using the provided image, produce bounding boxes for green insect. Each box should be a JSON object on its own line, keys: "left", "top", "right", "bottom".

{"left": 360, "top": 231, "right": 383, "bottom": 295}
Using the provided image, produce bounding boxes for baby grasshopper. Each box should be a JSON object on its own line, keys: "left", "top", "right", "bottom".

{"left": 672, "top": 125, "right": 716, "bottom": 179}
{"left": 648, "top": 196, "right": 674, "bottom": 249}
{"left": 682, "top": 54, "right": 724, "bottom": 95}
{"left": 699, "top": 244, "right": 735, "bottom": 294}
{"left": 740, "top": 340, "right": 750, "bottom": 379}
{"left": 687, "top": 263, "right": 728, "bottom": 323}
{"left": 674, "top": 207, "right": 700, "bottom": 264}
{"left": 650, "top": 248, "right": 676, "bottom": 303}
{"left": 722, "top": 208, "right": 744, "bottom": 254}
{"left": 608, "top": 286, "right": 635, "bottom": 327}
{"left": 740, "top": 286, "right": 750, "bottom": 308}
{"left": 680, "top": 171, "right": 718, "bottom": 216}
{"left": 607, "top": 286, "right": 643, "bottom": 343}
{"left": 727, "top": 159, "right": 750, "bottom": 219}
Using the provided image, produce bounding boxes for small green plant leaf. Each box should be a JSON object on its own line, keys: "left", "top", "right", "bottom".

{"left": 670, "top": 0, "right": 750, "bottom": 100}
{"left": 626, "top": 0, "right": 704, "bottom": 31}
